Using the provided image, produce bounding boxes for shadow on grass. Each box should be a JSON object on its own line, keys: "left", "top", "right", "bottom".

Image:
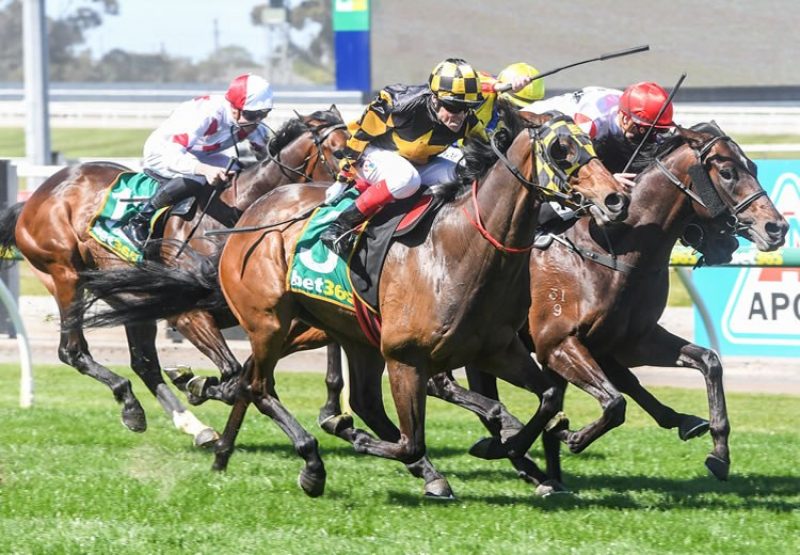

{"left": 387, "top": 473, "right": 800, "bottom": 511}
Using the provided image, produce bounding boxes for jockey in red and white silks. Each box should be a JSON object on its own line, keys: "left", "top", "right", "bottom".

{"left": 143, "top": 75, "right": 273, "bottom": 181}
{"left": 122, "top": 73, "right": 274, "bottom": 246}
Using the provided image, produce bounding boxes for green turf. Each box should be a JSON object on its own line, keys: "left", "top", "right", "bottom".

{"left": 1, "top": 364, "right": 798, "bottom": 554}
{"left": 0, "top": 127, "right": 151, "bottom": 159}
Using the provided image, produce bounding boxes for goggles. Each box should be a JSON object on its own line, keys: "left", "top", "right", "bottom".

{"left": 242, "top": 109, "right": 272, "bottom": 122}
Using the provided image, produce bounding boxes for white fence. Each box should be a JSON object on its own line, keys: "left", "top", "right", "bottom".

{"left": 1, "top": 100, "right": 800, "bottom": 136}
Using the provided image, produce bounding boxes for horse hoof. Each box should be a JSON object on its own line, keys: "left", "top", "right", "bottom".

{"left": 298, "top": 466, "right": 326, "bottom": 497}
{"left": 705, "top": 454, "right": 730, "bottom": 481}
{"left": 164, "top": 365, "right": 195, "bottom": 390}
{"left": 468, "top": 437, "right": 508, "bottom": 460}
{"left": 545, "top": 411, "right": 570, "bottom": 434}
{"left": 318, "top": 413, "right": 354, "bottom": 435}
{"left": 535, "top": 479, "right": 571, "bottom": 497}
{"left": 121, "top": 402, "right": 147, "bottom": 433}
{"left": 423, "top": 478, "right": 455, "bottom": 500}
{"left": 187, "top": 376, "right": 209, "bottom": 399}
{"left": 678, "top": 416, "right": 710, "bottom": 441}
{"left": 193, "top": 427, "right": 220, "bottom": 449}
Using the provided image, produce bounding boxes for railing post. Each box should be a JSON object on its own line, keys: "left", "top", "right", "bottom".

{"left": 0, "top": 159, "right": 20, "bottom": 337}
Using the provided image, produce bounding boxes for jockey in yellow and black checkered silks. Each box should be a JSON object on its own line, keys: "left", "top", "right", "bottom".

{"left": 535, "top": 115, "right": 598, "bottom": 208}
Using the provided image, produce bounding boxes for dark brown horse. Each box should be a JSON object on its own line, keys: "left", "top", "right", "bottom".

{"left": 0, "top": 108, "right": 349, "bottom": 445}
{"left": 464, "top": 122, "right": 788, "bottom": 483}
{"left": 206, "top": 110, "right": 628, "bottom": 497}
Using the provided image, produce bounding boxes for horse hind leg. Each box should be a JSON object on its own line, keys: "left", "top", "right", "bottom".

{"left": 124, "top": 322, "right": 218, "bottom": 448}
{"left": 55, "top": 271, "right": 146, "bottom": 432}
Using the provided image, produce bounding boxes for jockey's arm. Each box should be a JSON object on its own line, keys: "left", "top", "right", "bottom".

{"left": 343, "top": 89, "right": 393, "bottom": 163}
{"left": 160, "top": 114, "right": 228, "bottom": 183}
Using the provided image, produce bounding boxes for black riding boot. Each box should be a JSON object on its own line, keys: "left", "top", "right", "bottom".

{"left": 320, "top": 203, "right": 367, "bottom": 257}
{"left": 121, "top": 176, "right": 203, "bottom": 247}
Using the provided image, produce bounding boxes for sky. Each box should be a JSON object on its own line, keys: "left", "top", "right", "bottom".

{"left": 46, "top": 0, "right": 275, "bottom": 64}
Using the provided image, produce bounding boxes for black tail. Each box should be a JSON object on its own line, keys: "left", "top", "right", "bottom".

{"left": 66, "top": 249, "right": 228, "bottom": 329}
{"left": 0, "top": 202, "right": 24, "bottom": 264}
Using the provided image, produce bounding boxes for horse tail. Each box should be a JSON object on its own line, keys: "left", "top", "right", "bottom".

{"left": 65, "top": 248, "right": 227, "bottom": 329}
{"left": 0, "top": 202, "right": 24, "bottom": 252}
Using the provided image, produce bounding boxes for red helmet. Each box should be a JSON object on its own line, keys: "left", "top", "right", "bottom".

{"left": 225, "top": 73, "right": 274, "bottom": 112}
{"left": 619, "top": 81, "right": 674, "bottom": 128}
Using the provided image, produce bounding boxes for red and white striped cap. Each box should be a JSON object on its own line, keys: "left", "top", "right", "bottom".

{"left": 225, "top": 73, "right": 274, "bottom": 111}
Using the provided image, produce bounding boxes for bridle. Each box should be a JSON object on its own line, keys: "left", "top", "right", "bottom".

{"left": 465, "top": 115, "right": 599, "bottom": 253}
{"left": 655, "top": 133, "right": 766, "bottom": 236}
{"left": 264, "top": 120, "right": 348, "bottom": 182}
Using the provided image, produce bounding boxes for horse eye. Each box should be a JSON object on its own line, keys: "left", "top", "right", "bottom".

{"left": 719, "top": 168, "right": 735, "bottom": 181}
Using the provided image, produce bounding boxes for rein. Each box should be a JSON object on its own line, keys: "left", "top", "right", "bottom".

{"left": 463, "top": 118, "right": 597, "bottom": 254}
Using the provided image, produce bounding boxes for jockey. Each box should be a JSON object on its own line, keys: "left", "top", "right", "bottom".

{"left": 320, "top": 58, "right": 486, "bottom": 256}
{"left": 475, "top": 62, "right": 546, "bottom": 133}
{"left": 526, "top": 81, "right": 677, "bottom": 181}
{"left": 525, "top": 81, "right": 677, "bottom": 232}
{"left": 121, "top": 73, "right": 274, "bottom": 247}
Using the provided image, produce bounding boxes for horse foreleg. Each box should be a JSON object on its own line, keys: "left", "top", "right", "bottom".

{"left": 169, "top": 310, "right": 244, "bottom": 405}
{"left": 124, "top": 322, "right": 218, "bottom": 448}
{"left": 317, "top": 344, "right": 355, "bottom": 434}
{"left": 599, "top": 355, "right": 710, "bottom": 440}
{"left": 430, "top": 370, "right": 551, "bottom": 487}
{"left": 618, "top": 325, "right": 730, "bottom": 480}
{"left": 467, "top": 338, "right": 567, "bottom": 495}
{"left": 541, "top": 336, "right": 627, "bottom": 455}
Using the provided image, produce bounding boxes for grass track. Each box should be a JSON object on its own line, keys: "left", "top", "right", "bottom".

{"left": 1, "top": 363, "right": 798, "bottom": 554}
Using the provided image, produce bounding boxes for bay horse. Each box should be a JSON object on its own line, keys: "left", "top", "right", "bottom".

{"left": 208, "top": 110, "right": 629, "bottom": 497}
{"left": 463, "top": 122, "right": 788, "bottom": 484}
{"left": 0, "top": 108, "right": 349, "bottom": 446}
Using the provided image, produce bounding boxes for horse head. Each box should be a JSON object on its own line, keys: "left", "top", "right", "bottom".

{"left": 504, "top": 110, "right": 629, "bottom": 225}
{"left": 233, "top": 107, "right": 350, "bottom": 204}
{"left": 674, "top": 123, "right": 787, "bottom": 252}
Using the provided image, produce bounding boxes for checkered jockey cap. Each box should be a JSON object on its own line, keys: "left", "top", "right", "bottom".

{"left": 428, "top": 58, "right": 483, "bottom": 107}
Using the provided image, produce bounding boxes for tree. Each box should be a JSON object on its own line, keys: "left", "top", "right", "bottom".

{"left": 0, "top": 0, "right": 119, "bottom": 81}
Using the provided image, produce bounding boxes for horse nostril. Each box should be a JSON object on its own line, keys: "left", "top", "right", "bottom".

{"left": 765, "top": 220, "right": 788, "bottom": 240}
{"left": 604, "top": 192, "right": 627, "bottom": 213}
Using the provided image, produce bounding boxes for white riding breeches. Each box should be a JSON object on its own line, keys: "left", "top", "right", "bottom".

{"left": 356, "top": 146, "right": 462, "bottom": 199}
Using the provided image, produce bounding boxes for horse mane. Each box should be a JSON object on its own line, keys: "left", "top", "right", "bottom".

{"left": 266, "top": 109, "right": 344, "bottom": 157}
{"left": 430, "top": 102, "right": 526, "bottom": 202}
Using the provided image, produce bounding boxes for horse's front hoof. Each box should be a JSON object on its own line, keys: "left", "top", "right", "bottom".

{"left": 705, "top": 454, "right": 730, "bottom": 481}
{"left": 318, "top": 413, "right": 354, "bottom": 436}
{"left": 298, "top": 466, "right": 326, "bottom": 497}
{"left": 535, "top": 479, "right": 571, "bottom": 497}
{"left": 121, "top": 400, "right": 147, "bottom": 433}
{"left": 193, "top": 427, "right": 220, "bottom": 449}
{"left": 468, "top": 437, "right": 509, "bottom": 460}
{"left": 678, "top": 415, "right": 710, "bottom": 441}
{"left": 423, "top": 478, "right": 455, "bottom": 500}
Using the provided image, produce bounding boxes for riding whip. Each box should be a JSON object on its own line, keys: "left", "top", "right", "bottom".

{"left": 494, "top": 44, "right": 650, "bottom": 93}
{"left": 175, "top": 156, "right": 239, "bottom": 258}
{"left": 622, "top": 72, "right": 687, "bottom": 174}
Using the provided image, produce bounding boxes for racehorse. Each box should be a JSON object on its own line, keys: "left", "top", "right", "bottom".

{"left": 205, "top": 109, "right": 628, "bottom": 497}
{"left": 462, "top": 122, "right": 788, "bottom": 484}
{"left": 0, "top": 108, "right": 349, "bottom": 446}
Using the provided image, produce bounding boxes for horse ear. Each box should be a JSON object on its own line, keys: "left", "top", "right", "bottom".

{"left": 677, "top": 126, "right": 706, "bottom": 149}
{"left": 518, "top": 111, "right": 549, "bottom": 127}
{"left": 329, "top": 104, "right": 343, "bottom": 120}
